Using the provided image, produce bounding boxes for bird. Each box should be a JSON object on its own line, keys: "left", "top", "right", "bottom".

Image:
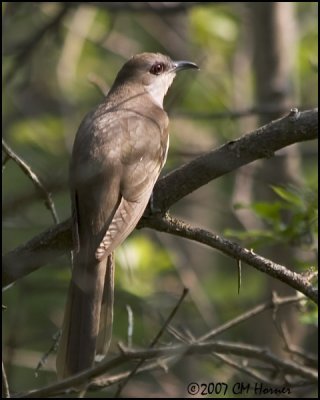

{"left": 56, "top": 52, "right": 198, "bottom": 379}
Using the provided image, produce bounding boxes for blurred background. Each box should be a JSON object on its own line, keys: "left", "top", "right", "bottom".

{"left": 2, "top": 2, "right": 318, "bottom": 398}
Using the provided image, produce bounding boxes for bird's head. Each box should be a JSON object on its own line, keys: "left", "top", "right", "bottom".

{"left": 111, "top": 52, "right": 199, "bottom": 108}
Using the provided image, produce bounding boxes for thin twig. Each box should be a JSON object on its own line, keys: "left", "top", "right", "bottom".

{"left": 114, "top": 287, "right": 189, "bottom": 397}
{"left": 276, "top": 321, "right": 318, "bottom": 368}
{"left": 2, "top": 140, "right": 59, "bottom": 224}
{"left": 212, "top": 353, "right": 283, "bottom": 387}
{"left": 2, "top": 362, "right": 10, "bottom": 398}
{"left": 35, "top": 330, "right": 61, "bottom": 376}
{"left": 197, "top": 294, "right": 304, "bottom": 342}
{"left": 148, "top": 288, "right": 189, "bottom": 347}
{"left": 166, "top": 325, "right": 190, "bottom": 343}
{"left": 270, "top": 292, "right": 312, "bottom": 366}
{"left": 89, "top": 357, "right": 175, "bottom": 390}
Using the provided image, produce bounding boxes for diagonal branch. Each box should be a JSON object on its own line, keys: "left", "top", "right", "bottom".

{"left": 2, "top": 219, "right": 71, "bottom": 288}
{"left": 152, "top": 108, "right": 318, "bottom": 212}
{"left": 197, "top": 294, "right": 304, "bottom": 342}
{"left": 2, "top": 140, "right": 59, "bottom": 224}
{"left": 141, "top": 215, "right": 318, "bottom": 304}
{"left": 2, "top": 109, "right": 318, "bottom": 291}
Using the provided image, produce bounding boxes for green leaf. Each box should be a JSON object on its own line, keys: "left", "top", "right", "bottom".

{"left": 251, "top": 201, "right": 283, "bottom": 222}
{"left": 271, "top": 185, "right": 302, "bottom": 206}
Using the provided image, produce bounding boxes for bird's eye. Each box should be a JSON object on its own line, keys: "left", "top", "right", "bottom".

{"left": 150, "top": 62, "right": 165, "bottom": 75}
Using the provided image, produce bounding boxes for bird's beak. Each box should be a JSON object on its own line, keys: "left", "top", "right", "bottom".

{"left": 173, "top": 60, "right": 199, "bottom": 72}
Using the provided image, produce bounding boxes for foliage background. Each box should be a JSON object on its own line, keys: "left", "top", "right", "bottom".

{"left": 2, "top": 2, "right": 318, "bottom": 398}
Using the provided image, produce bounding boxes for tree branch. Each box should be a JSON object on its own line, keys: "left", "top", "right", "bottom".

{"left": 12, "top": 294, "right": 315, "bottom": 397}
{"left": 141, "top": 215, "right": 318, "bottom": 304}
{"left": 2, "top": 219, "right": 71, "bottom": 288}
{"left": 2, "top": 109, "right": 318, "bottom": 291}
{"left": 152, "top": 108, "right": 318, "bottom": 212}
{"left": 13, "top": 340, "right": 317, "bottom": 398}
{"left": 88, "top": 357, "right": 175, "bottom": 391}
{"left": 89, "top": 294, "right": 309, "bottom": 393}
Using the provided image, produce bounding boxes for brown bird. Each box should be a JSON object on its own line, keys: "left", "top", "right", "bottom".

{"left": 56, "top": 52, "right": 198, "bottom": 378}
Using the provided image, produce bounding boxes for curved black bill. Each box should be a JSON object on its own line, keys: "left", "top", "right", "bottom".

{"left": 173, "top": 60, "right": 199, "bottom": 71}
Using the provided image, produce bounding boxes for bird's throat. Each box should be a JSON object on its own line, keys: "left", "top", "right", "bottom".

{"left": 146, "top": 73, "right": 175, "bottom": 108}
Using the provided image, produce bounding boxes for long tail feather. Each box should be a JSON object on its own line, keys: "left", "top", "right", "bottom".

{"left": 56, "top": 253, "right": 114, "bottom": 378}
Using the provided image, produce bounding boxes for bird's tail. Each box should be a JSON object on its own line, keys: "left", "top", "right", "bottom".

{"left": 56, "top": 253, "right": 114, "bottom": 379}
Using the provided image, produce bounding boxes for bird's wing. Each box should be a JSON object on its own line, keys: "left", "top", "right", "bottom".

{"left": 95, "top": 111, "right": 169, "bottom": 260}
